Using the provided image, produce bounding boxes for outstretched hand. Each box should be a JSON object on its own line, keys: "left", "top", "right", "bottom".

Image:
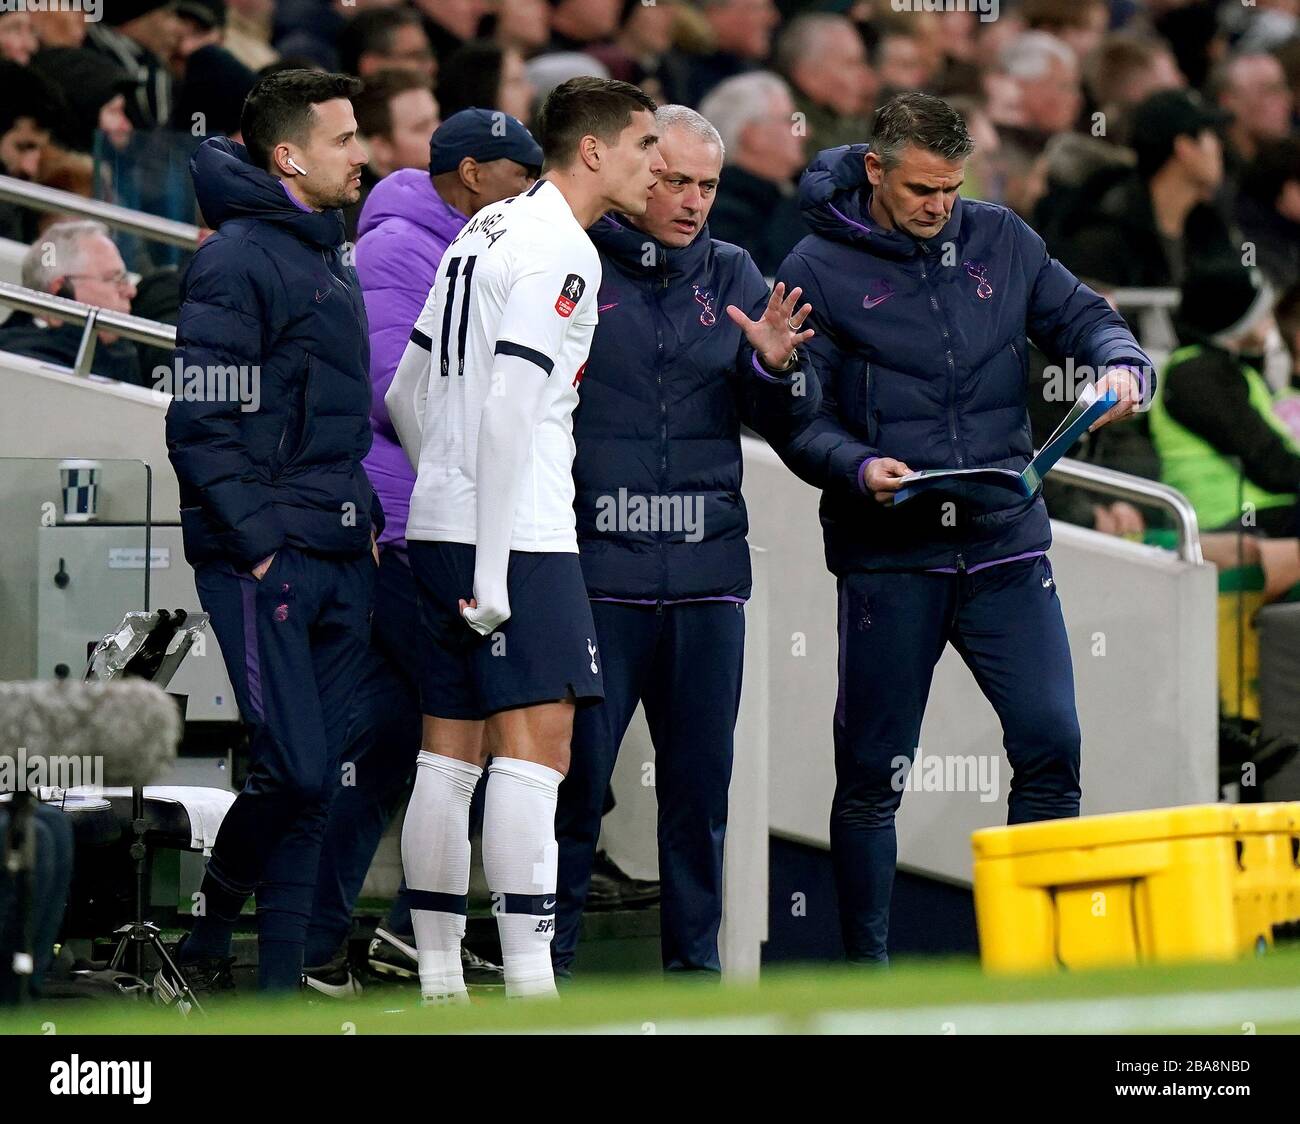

{"left": 726, "top": 282, "right": 815, "bottom": 370}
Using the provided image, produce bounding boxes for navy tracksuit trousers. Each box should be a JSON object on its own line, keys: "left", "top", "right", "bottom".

{"left": 553, "top": 599, "right": 745, "bottom": 975}
{"left": 193, "top": 547, "right": 374, "bottom": 989}
{"left": 832, "top": 554, "right": 1081, "bottom": 964}
{"left": 306, "top": 545, "right": 425, "bottom": 964}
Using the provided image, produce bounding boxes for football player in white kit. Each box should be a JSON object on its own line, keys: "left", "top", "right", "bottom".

{"left": 385, "top": 77, "right": 664, "bottom": 1001}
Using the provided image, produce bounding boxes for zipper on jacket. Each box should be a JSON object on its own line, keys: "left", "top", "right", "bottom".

{"left": 322, "top": 248, "right": 366, "bottom": 324}
{"left": 651, "top": 271, "right": 669, "bottom": 602}
{"left": 275, "top": 356, "right": 311, "bottom": 475}
{"left": 321, "top": 248, "right": 347, "bottom": 289}
{"left": 862, "top": 360, "right": 872, "bottom": 435}
{"left": 919, "top": 255, "right": 963, "bottom": 468}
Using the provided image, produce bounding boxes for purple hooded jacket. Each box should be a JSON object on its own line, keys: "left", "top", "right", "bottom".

{"left": 355, "top": 169, "right": 467, "bottom": 547}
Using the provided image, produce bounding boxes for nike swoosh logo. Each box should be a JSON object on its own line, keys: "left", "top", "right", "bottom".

{"left": 314, "top": 289, "right": 329, "bottom": 303}
{"left": 862, "top": 293, "right": 893, "bottom": 309}
{"left": 597, "top": 302, "right": 619, "bottom": 313}
{"left": 303, "top": 973, "right": 361, "bottom": 999}
{"left": 542, "top": 899, "right": 557, "bottom": 911}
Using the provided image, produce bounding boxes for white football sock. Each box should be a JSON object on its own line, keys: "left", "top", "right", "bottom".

{"left": 482, "top": 756, "right": 564, "bottom": 999}
{"left": 402, "top": 751, "right": 481, "bottom": 1000}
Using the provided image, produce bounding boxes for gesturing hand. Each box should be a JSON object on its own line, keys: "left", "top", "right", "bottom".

{"left": 725, "top": 282, "right": 815, "bottom": 371}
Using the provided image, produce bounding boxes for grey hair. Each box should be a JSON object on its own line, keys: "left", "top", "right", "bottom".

{"left": 655, "top": 103, "right": 725, "bottom": 159}
{"left": 21, "top": 220, "right": 111, "bottom": 293}
{"left": 871, "top": 92, "right": 974, "bottom": 171}
{"left": 774, "top": 13, "right": 845, "bottom": 76}
{"left": 1000, "top": 31, "right": 1077, "bottom": 79}
{"left": 698, "top": 72, "right": 792, "bottom": 165}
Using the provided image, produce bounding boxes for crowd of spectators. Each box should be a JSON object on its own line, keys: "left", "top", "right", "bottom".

{"left": 0, "top": 1, "right": 1294, "bottom": 287}
{"left": 3, "top": 0, "right": 1300, "bottom": 551}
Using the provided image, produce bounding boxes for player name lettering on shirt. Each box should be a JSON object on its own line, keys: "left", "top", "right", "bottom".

{"left": 450, "top": 210, "right": 509, "bottom": 249}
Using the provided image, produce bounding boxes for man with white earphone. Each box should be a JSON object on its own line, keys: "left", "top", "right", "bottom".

{"left": 164, "top": 68, "right": 385, "bottom": 1000}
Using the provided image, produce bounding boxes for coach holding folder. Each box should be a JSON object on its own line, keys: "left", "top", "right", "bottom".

{"left": 772, "top": 93, "right": 1153, "bottom": 965}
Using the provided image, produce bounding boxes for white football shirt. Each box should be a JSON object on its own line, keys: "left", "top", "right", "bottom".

{"left": 404, "top": 179, "right": 601, "bottom": 552}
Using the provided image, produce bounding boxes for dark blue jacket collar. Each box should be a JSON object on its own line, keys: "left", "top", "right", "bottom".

{"left": 798, "top": 143, "right": 963, "bottom": 261}
{"left": 590, "top": 212, "right": 714, "bottom": 279}
{"left": 191, "top": 136, "right": 346, "bottom": 250}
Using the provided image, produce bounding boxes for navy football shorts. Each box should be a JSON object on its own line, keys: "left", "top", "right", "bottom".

{"left": 408, "top": 540, "right": 605, "bottom": 720}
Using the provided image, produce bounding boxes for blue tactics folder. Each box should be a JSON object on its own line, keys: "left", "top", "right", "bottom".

{"left": 892, "top": 381, "right": 1121, "bottom": 506}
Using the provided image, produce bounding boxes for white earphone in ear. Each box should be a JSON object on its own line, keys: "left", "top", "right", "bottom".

{"left": 286, "top": 157, "right": 309, "bottom": 176}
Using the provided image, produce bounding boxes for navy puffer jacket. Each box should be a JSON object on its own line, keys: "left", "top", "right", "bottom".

{"left": 166, "top": 138, "right": 382, "bottom": 568}
{"left": 776, "top": 145, "right": 1152, "bottom": 574}
{"left": 573, "top": 216, "right": 818, "bottom": 601}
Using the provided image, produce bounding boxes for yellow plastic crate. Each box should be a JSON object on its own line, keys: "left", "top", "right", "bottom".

{"left": 1233, "top": 803, "right": 1293, "bottom": 955}
{"left": 972, "top": 805, "right": 1244, "bottom": 973}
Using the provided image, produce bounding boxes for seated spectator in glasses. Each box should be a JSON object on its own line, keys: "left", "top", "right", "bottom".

{"left": 776, "top": 13, "right": 877, "bottom": 153}
{"left": 345, "top": 69, "right": 441, "bottom": 238}
{"left": 1236, "top": 138, "right": 1300, "bottom": 293}
{"left": 698, "top": 71, "right": 807, "bottom": 277}
{"left": 28, "top": 48, "right": 136, "bottom": 155}
{"left": 338, "top": 7, "right": 435, "bottom": 81}
{"left": 438, "top": 40, "right": 534, "bottom": 123}
{"left": 0, "top": 221, "right": 143, "bottom": 386}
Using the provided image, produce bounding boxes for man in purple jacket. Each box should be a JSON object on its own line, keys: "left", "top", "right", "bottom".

{"left": 303, "top": 109, "right": 542, "bottom": 996}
